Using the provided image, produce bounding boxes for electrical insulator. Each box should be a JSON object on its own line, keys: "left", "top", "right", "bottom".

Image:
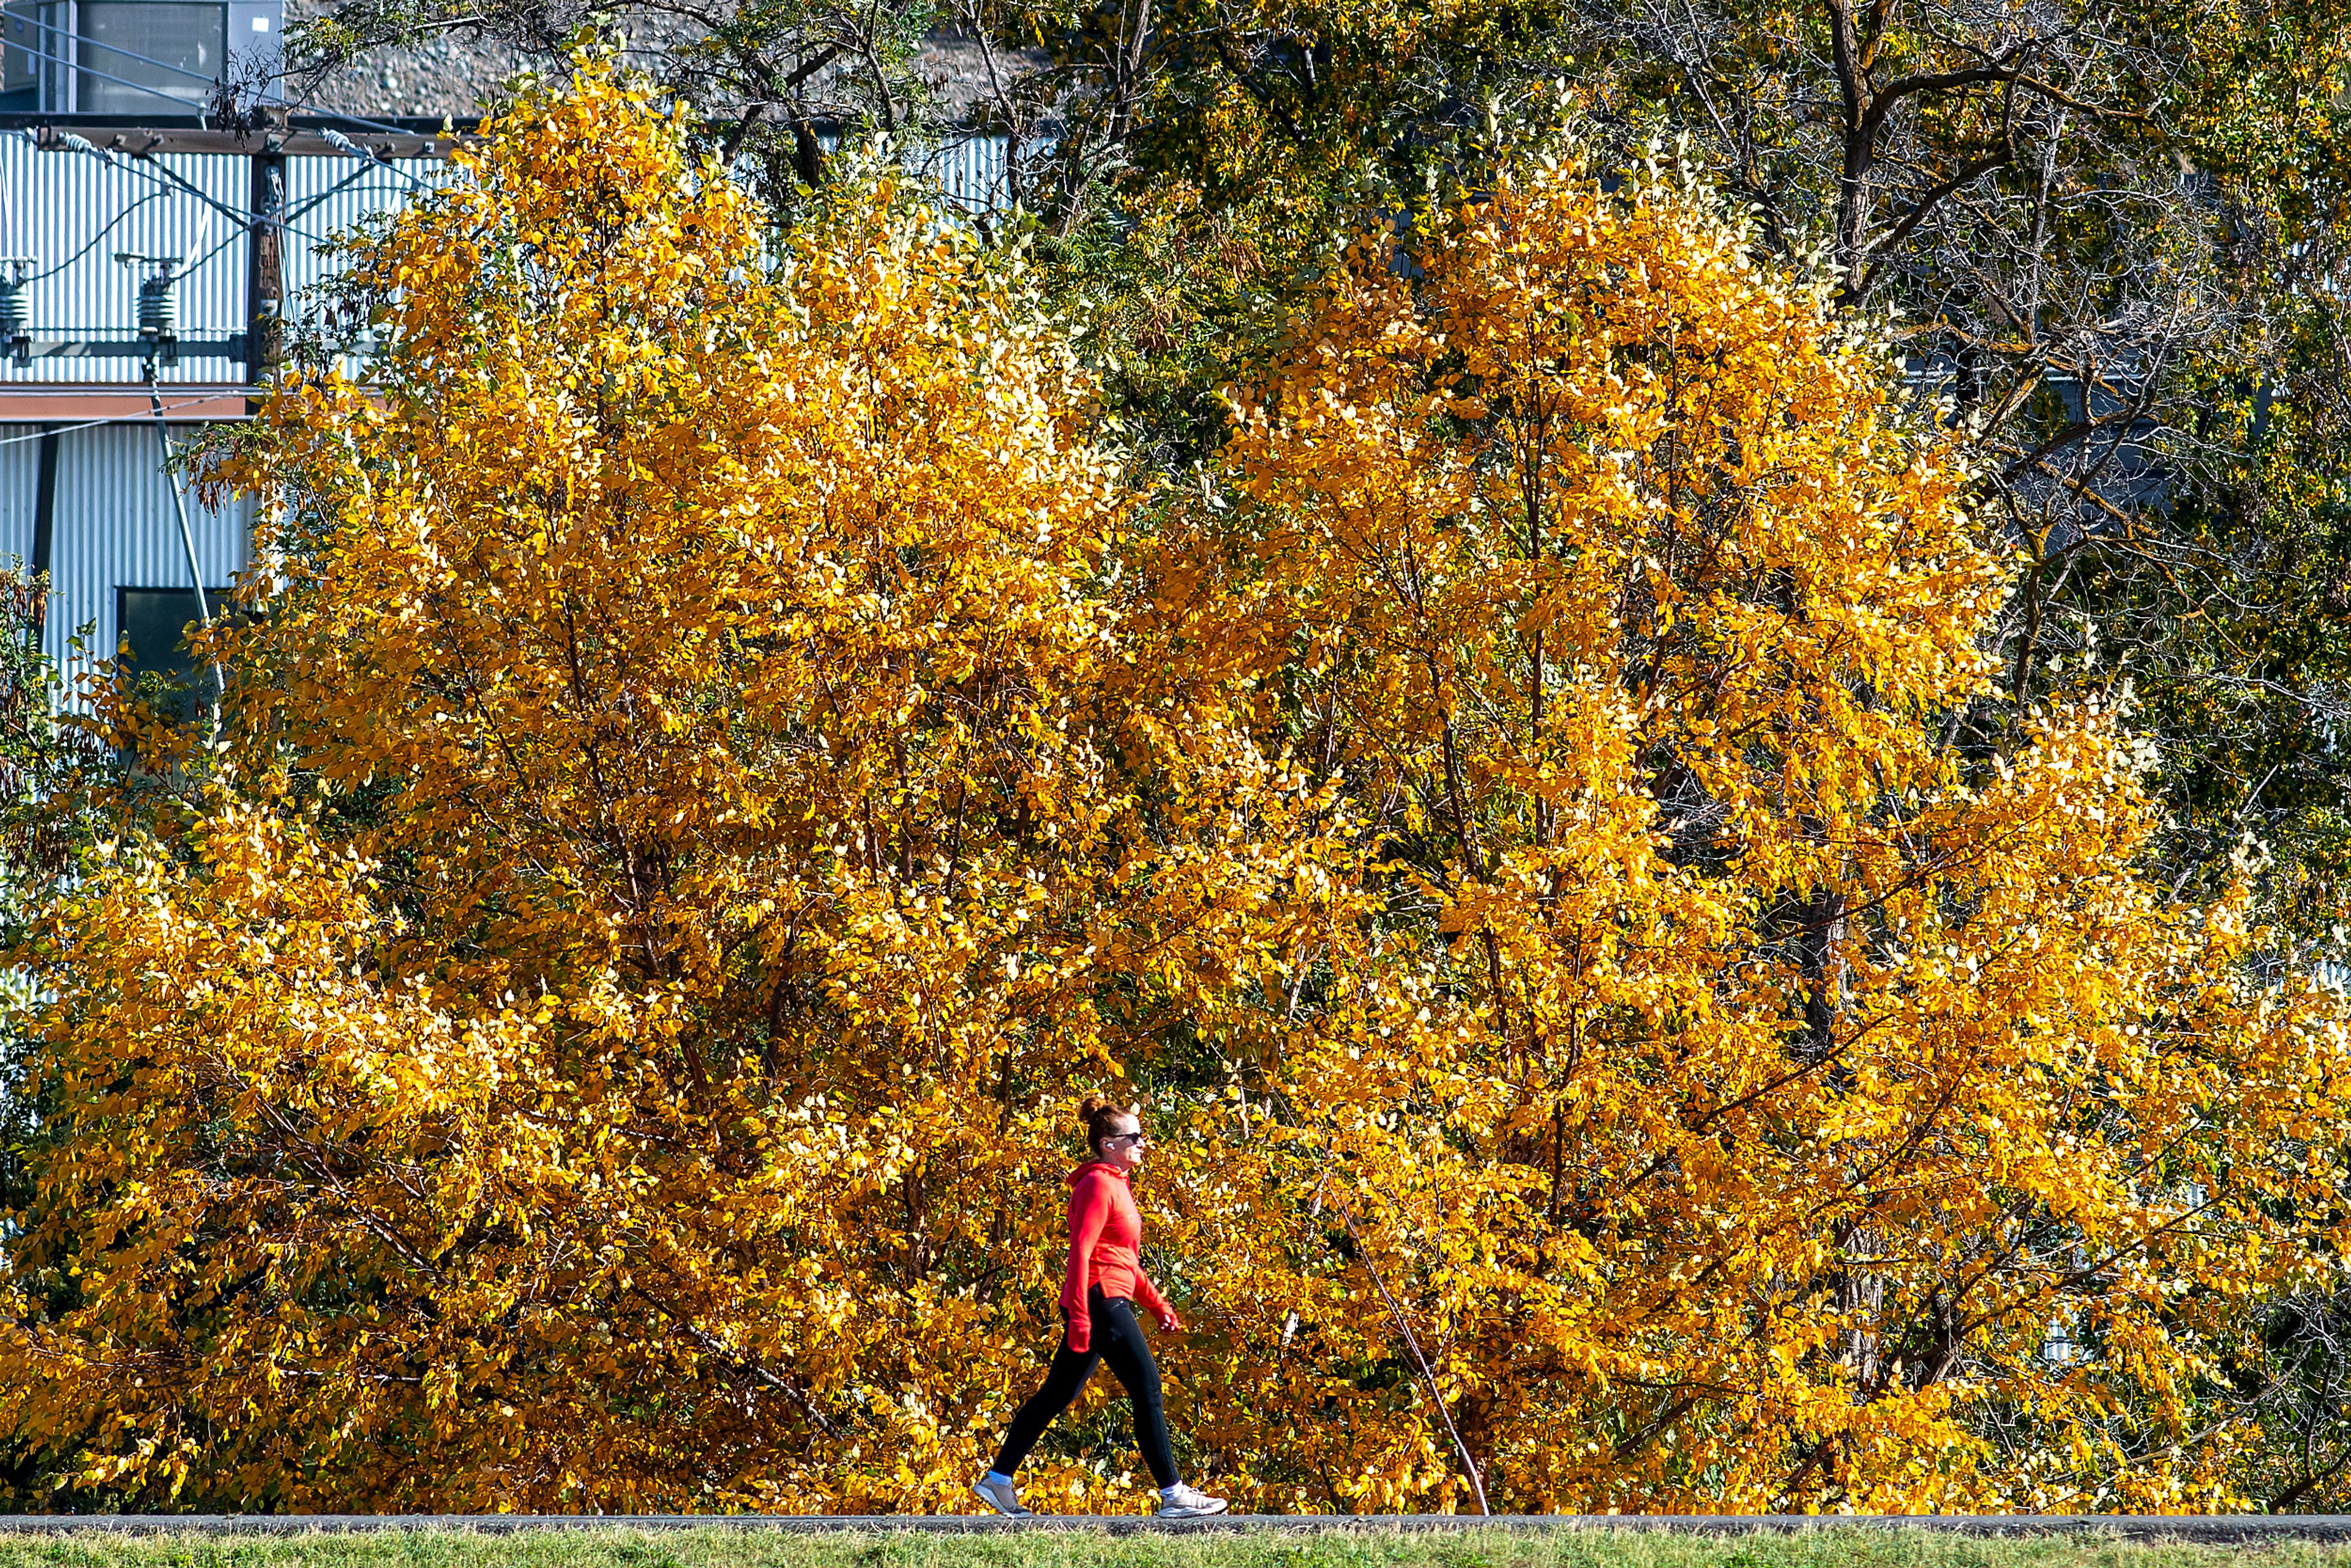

{"left": 114, "top": 252, "right": 183, "bottom": 365}
{"left": 0, "top": 275, "right": 26, "bottom": 373}
{"left": 0, "top": 258, "right": 31, "bottom": 368}
{"left": 137, "top": 268, "right": 179, "bottom": 342}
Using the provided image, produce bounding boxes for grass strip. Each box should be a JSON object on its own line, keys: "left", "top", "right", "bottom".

{"left": 1, "top": 1529, "right": 2349, "bottom": 1568}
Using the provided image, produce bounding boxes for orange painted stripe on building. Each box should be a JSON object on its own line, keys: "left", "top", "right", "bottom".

{"left": 0, "top": 386, "right": 254, "bottom": 421}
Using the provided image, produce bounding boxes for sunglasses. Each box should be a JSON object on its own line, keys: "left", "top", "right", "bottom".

{"left": 1103, "top": 1131, "right": 1150, "bottom": 1147}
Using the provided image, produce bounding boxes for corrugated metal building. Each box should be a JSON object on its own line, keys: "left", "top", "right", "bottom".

{"left": 2, "top": 118, "right": 1007, "bottom": 702}
{"left": 0, "top": 130, "right": 415, "bottom": 694}
{"left": 0, "top": 135, "right": 249, "bottom": 382}
{"left": 0, "top": 418, "right": 246, "bottom": 683}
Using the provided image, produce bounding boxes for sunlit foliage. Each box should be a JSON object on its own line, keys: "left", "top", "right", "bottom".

{"left": 0, "top": 66, "right": 1323, "bottom": 1512}
{"left": 3, "top": 75, "right": 2347, "bottom": 1516}
{"left": 1167, "top": 165, "right": 2351, "bottom": 1512}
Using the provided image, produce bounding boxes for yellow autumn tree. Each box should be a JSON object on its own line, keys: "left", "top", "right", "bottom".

{"left": 7, "top": 67, "right": 2349, "bottom": 1516}
{"left": 1133, "top": 161, "right": 2351, "bottom": 1514}
{"left": 0, "top": 64, "right": 1327, "bottom": 1511}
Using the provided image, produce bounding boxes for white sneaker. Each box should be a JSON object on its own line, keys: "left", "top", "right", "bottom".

{"left": 972, "top": 1473, "right": 1032, "bottom": 1516}
{"left": 1157, "top": 1481, "right": 1229, "bottom": 1518}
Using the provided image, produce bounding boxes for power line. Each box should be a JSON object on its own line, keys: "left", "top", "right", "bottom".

{"left": 10, "top": 6, "right": 477, "bottom": 148}
{"left": 0, "top": 397, "right": 255, "bottom": 444}
{"left": 41, "top": 128, "right": 397, "bottom": 255}
{"left": 5, "top": 25, "right": 217, "bottom": 124}
{"left": 285, "top": 155, "right": 420, "bottom": 223}
{"left": 11, "top": 33, "right": 456, "bottom": 263}
{"left": 174, "top": 216, "right": 244, "bottom": 280}
{"left": 10, "top": 133, "right": 424, "bottom": 343}
{"left": 12, "top": 9, "right": 222, "bottom": 98}
{"left": 317, "top": 127, "right": 433, "bottom": 191}
{"left": 44, "top": 127, "right": 250, "bottom": 229}
{"left": 23, "top": 187, "right": 171, "bottom": 280}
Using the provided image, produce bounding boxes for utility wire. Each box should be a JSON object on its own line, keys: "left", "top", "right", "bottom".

{"left": 0, "top": 399, "right": 255, "bottom": 446}
{"left": 42, "top": 105, "right": 443, "bottom": 263}
{"left": 43, "top": 129, "right": 378, "bottom": 251}
{"left": 174, "top": 215, "right": 246, "bottom": 280}
{"left": 2, "top": 21, "right": 457, "bottom": 378}
{"left": 144, "top": 362, "right": 225, "bottom": 706}
{"left": 9, "top": 17, "right": 466, "bottom": 269}
{"left": 17, "top": 137, "right": 411, "bottom": 340}
{"left": 285, "top": 155, "right": 422, "bottom": 223}
{"left": 12, "top": 7, "right": 476, "bottom": 146}
{"left": 44, "top": 126, "right": 249, "bottom": 229}
{"left": 318, "top": 127, "right": 433, "bottom": 191}
{"left": 6, "top": 25, "right": 216, "bottom": 125}
{"left": 23, "top": 188, "right": 171, "bottom": 279}
{"left": 28, "top": 198, "right": 348, "bottom": 317}
{"left": 12, "top": 10, "right": 222, "bottom": 105}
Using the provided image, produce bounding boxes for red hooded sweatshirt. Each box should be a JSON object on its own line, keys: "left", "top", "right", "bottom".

{"left": 1060, "top": 1160, "right": 1172, "bottom": 1352}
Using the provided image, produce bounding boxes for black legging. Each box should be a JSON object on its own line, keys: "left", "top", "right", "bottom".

{"left": 991, "top": 1285, "right": 1179, "bottom": 1488}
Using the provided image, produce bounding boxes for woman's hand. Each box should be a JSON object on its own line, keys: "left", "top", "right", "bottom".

{"left": 1153, "top": 1306, "right": 1181, "bottom": 1334}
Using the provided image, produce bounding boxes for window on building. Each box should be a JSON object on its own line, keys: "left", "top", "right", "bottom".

{"left": 78, "top": 1, "right": 223, "bottom": 112}
{"left": 0, "top": 0, "right": 275, "bottom": 112}
{"left": 117, "top": 586, "right": 225, "bottom": 716}
{"left": 0, "top": 2, "right": 56, "bottom": 110}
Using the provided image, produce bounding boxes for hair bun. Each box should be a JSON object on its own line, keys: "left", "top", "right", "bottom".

{"left": 1077, "top": 1092, "right": 1135, "bottom": 1155}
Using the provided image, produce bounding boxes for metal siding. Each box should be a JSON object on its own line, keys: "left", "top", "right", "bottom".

{"left": 928, "top": 133, "right": 1009, "bottom": 213}
{"left": 1, "top": 134, "right": 1009, "bottom": 391}
{"left": 0, "top": 133, "right": 250, "bottom": 381}
{"left": 0, "top": 422, "right": 37, "bottom": 563}
{"left": 2, "top": 132, "right": 1015, "bottom": 689}
{"left": 280, "top": 152, "right": 443, "bottom": 309}
{"left": 42, "top": 418, "right": 246, "bottom": 682}
{"left": 758, "top": 133, "right": 1012, "bottom": 214}
{"left": 281, "top": 154, "right": 444, "bottom": 378}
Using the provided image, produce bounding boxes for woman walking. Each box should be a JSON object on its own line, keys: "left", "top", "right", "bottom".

{"left": 973, "top": 1095, "right": 1229, "bottom": 1518}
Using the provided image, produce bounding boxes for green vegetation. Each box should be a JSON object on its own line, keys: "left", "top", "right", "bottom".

{"left": 0, "top": 1532, "right": 2347, "bottom": 1568}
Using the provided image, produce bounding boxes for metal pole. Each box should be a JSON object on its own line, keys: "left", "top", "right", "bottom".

{"left": 146, "top": 362, "right": 225, "bottom": 705}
